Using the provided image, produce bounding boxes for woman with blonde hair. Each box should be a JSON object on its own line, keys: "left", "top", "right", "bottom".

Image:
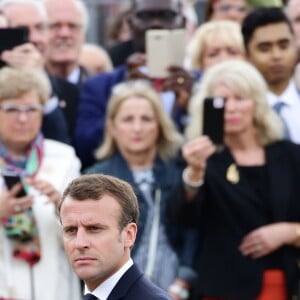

{"left": 86, "top": 80, "right": 196, "bottom": 299}
{"left": 188, "top": 20, "right": 245, "bottom": 72}
{"left": 168, "top": 60, "right": 300, "bottom": 299}
{"left": 186, "top": 59, "right": 282, "bottom": 141}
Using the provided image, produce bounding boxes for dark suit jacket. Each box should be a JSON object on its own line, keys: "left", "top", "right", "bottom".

{"left": 107, "top": 264, "right": 172, "bottom": 300}
{"left": 107, "top": 40, "right": 135, "bottom": 68}
{"left": 41, "top": 74, "right": 80, "bottom": 145}
{"left": 41, "top": 105, "right": 70, "bottom": 144}
{"left": 49, "top": 74, "right": 80, "bottom": 141}
{"left": 168, "top": 141, "right": 300, "bottom": 299}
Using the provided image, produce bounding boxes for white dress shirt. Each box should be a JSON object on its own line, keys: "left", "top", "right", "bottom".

{"left": 67, "top": 66, "right": 81, "bottom": 85}
{"left": 267, "top": 79, "right": 300, "bottom": 144}
{"left": 84, "top": 258, "right": 134, "bottom": 300}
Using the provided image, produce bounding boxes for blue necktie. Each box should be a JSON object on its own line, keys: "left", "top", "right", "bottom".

{"left": 273, "top": 101, "right": 291, "bottom": 139}
{"left": 83, "top": 294, "right": 98, "bottom": 300}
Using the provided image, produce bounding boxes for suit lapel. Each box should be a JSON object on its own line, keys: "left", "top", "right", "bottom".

{"left": 107, "top": 264, "right": 143, "bottom": 300}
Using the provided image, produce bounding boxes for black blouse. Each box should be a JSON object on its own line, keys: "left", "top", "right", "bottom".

{"left": 239, "top": 165, "right": 283, "bottom": 269}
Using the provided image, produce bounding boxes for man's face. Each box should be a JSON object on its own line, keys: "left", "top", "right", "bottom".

{"left": 246, "top": 23, "right": 297, "bottom": 86}
{"left": 45, "top": 0, "right": 85, "bottom": 67}
{"left": 286, "top": 0, "right": 300, "bottom": 53}
{"left": 3, "top": 3, "right": 48, "bottom": 54}
{"left": 130, "top": 0, "right": 184, "bottom": 52}
{"left": 60, "top": 195, "right": 137, "bottom": 291}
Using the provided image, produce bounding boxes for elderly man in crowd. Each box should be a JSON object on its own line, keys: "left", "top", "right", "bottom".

{"left": 0, "top": 0, "right": 85, "bottom": 145}
{"left": 44, "top": 0, "right": 90, "bottom": 86}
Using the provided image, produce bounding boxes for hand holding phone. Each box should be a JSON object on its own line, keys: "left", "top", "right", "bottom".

{"left": 202, "top": 97, "right": 225, "bottom": 146}
{"left": 0, "top": 27, "right": 29, "bottom": 68}
{"left": 3, "top": 173, "right": 27, "bottom": 198}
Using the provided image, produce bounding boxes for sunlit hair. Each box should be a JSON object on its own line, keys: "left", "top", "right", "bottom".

{"left": 0, "top": 67, "right": 51, "bottom": 105}
{"left": 0, "top": 0, "right": 48, "bottom": 22}
{"left": 187, "top": 20, "right": 245, "bottom": 70}
{"left": 185, "top": 60, "right": 284, "bottom": 145}
{"left": 95, "top": 80, "right": 183, "bottom": 161}
{"left": 59, "top": 174, "right": 139, "bottom": 231}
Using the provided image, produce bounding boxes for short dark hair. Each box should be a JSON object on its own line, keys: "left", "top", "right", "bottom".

{"left": 58, "top": 174, "right": 139, "bottom": 230}
{"left": 242, "top": 7, "right": 293, "bottom": 51}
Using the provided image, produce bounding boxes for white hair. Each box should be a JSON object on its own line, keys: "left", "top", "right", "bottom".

{"left": 0, "top": 0, "right": 47, "bottom": 22}
{"left": 42, "top": 0, "right": 89, "bottom": 32}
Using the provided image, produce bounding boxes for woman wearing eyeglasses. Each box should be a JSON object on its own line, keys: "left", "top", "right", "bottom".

{"left": 0, "top": 67, "right": 81, "bottom": 300}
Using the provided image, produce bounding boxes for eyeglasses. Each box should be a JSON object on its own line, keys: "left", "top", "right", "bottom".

{"left": 0, "top": 103, "right": 43, "bottom": 118}
{"left": 214, "top": 3, "right": 249, "bottom": 13}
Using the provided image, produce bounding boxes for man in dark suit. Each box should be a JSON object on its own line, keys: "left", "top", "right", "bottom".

{"left": 58, "top": 174, "right": 172, "bottom": 300}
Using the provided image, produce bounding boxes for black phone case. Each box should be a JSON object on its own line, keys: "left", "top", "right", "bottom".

{"left": 0, "top": 27, "right": 29, "bottom": 68}
{"left": 203, "top": 97, "right": 225, "bottom": 145}
{"left": 3, "top": 174, "right": 27, "bottom": 197}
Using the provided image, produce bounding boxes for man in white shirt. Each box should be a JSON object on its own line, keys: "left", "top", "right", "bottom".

{"left": 58, "top": 174, "right": 172, "bottom": 300}
{"left": 242, "top": 7, "right": 300, "bottom": 143}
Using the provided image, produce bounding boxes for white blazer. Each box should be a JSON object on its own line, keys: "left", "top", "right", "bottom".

{"left": 0, "top": 139, "right": 82, "bottom": 300}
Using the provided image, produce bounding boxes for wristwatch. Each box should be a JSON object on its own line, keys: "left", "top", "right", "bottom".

{"left": 168, "top": 284, "right": 190, "bottom": 300}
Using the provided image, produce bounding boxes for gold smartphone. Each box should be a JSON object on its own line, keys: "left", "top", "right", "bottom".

{"left": 146, "top": 29, "right": 185, "bottom": 78}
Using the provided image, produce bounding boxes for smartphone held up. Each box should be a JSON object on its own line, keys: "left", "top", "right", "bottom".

{"left": 202, "top": 97, "right": 225, "bottom": 146}
{"left": 0, "top": 27, "right": 29, "bottom": 68}
{"left": 3, "top": 171, "right": 27, "bottom": 198}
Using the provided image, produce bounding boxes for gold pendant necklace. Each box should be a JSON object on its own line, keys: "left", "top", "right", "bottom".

{"left": 226, "top": 163, "right": 239, "bottom": 184}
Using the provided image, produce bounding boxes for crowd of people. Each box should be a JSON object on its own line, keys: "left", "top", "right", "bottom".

{"left": 1, "top": 0, "right": 300, "bottom": 299}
